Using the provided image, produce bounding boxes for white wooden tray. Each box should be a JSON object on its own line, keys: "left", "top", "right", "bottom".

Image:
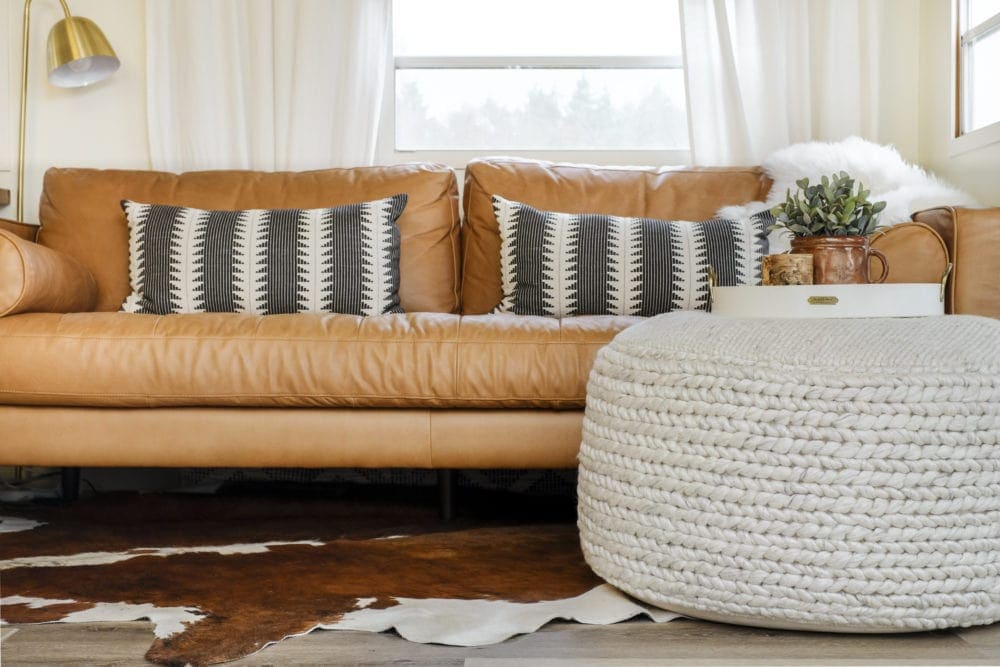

{"left": 710, "top": 283, "right": 945, "bottom": 318}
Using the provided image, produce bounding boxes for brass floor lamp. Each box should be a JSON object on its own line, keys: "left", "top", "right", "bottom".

{"left": 11, "top": 0, "right": 119, "bottom": 489}
{"left": 16, "top": 0, "right": 120, "bottom": 221}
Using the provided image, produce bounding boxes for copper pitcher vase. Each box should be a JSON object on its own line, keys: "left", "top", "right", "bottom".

{"left": 790, "top": 236, "right": 889, "bottom": 285}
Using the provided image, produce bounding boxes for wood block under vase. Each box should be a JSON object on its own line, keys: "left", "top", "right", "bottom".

{"left": 762, "top": 254, "right": 813, "bottom": 285}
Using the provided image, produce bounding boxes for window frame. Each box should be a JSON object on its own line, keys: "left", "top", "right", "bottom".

{"left": 951, "top": 0, "right": 1000, "bottom": 155}
{"left": 377, "top": 50, "right": 692, "bottom": 168}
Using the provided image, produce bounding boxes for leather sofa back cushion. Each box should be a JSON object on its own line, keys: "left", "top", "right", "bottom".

{"left": 37, "top": 165, "right": 461, "bottom": 313}
{"left": 462, "top": 158, "right": 773, "bottom": 314}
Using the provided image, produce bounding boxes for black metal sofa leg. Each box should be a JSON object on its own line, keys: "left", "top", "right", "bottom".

{"left": 437, "top": 469, "right": 457, "bottom": 520}
{"left": 61, "top": 467, "right": 81, "bottom": 502}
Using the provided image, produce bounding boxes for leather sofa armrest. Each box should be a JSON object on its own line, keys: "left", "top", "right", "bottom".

{"left": 0, "top": 229, "right": 98, "bottom": 317}
{"left": 912, "top": 207, "right": 1000, "bottom": 318}
{"left": 0, "top": 218, "right": 39, "bottom": 242}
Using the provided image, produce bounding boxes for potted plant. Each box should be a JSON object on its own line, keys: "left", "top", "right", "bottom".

{"left": 770, "top": 171, "right": 890, "bottom": 284}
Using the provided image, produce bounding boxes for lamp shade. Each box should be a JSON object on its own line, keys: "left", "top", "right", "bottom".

{"left": 46, "top": 16, "right": 119, "bottom": 88}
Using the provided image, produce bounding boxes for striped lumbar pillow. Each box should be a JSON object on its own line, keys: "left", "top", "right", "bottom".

{"left": 120, "top": 195, "right": 407, "bottom": 316}
{"left": 492, "top": 195, "right": 770, "bottom": 317}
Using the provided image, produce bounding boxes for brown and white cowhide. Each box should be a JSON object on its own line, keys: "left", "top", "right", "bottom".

{"left": 0, "top": 494, "right": 675, "bottom": 665}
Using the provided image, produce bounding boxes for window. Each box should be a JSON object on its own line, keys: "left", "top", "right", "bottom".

{"left": 955, "top": 0, "right": 1000, "bottom": 151}
{"left": 383, "top": 0, "right": 689, "bottom": 166}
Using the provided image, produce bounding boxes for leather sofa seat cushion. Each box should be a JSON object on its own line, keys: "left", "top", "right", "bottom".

{"left": 36, "top": 164, "right": 461, "bottom": 314}
{"left": 462, "top": 158, "right": 773, "bottom": 314}
{"left": 0, "top": 312, "right": 640, "bottom": 409}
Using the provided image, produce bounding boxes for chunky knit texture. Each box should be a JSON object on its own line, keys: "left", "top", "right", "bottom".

{"left": 578, "top": 312, "right": 1000, "bottom": 632}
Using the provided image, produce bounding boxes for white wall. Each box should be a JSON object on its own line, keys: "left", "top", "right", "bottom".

{"left": 919, "top": 0, "right": 1000, "bottom": 205}
{"left": 2, "top": 0, "right": 149, "bottom": 224}
{"left": 876, "top": 0, "right": 922, "bottom": 162}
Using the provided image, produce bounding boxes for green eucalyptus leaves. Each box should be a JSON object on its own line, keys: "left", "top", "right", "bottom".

{"left": 770, "top": 171, "right": 887, "bottom": 238}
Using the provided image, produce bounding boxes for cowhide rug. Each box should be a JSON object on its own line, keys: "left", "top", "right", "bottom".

{"left": 0, "top": 490, "right": 675, "bottom": 665}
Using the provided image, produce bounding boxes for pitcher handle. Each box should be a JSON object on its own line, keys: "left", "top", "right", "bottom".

{"left": 869, "top": 249, "right": 889, "bottom": 284}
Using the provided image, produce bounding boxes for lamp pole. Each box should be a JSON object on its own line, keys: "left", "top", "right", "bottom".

{"left": 15, "top": 0, "right": 43, "bottom": 221}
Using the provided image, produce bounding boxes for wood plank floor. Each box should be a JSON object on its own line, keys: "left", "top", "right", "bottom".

{"left": 3, "top": 618, "right": 999, "bottom": 666}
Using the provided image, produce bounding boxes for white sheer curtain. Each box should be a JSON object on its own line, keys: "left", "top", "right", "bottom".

{"left": 679, "top": 0, "right": 883, "bottom": 165}
{"left": 146, "top": 0, "right": 391, "bottom": 172}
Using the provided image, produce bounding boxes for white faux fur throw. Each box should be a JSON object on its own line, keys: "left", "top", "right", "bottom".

{"left": 719, "top": 136, "right": 980, "bottom": 253}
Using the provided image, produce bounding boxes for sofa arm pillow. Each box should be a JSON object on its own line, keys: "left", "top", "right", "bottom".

{"left": 869, "top": 222, "right": 949, "bottom": 284}
{"left": 0, "top": 229, "right": 98, "bottom": 317}
{"left": 492, "top": 195, "right": 771, "bottom": 317}
{"left": 120, "top": 195, "right": 409, "bottom": 315}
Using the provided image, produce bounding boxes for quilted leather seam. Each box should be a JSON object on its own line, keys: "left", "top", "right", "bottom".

{"left": 0, "top": 393, "right": 585, "bottom": 406}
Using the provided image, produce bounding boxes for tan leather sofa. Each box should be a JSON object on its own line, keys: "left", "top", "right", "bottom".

{"left": 0, "top": 158, "right": 994, "bottom": 477}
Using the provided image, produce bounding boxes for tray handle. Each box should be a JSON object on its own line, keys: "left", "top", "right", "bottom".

{"left": 940, "top": 262, "right": 953, "bottom": 303}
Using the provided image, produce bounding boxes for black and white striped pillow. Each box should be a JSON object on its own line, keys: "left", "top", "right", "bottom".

{"left": 492, "top": 195, "right": 770, "bottom": 317}
{"left": 120, "top": 195, "right": 407, "bottom": 316}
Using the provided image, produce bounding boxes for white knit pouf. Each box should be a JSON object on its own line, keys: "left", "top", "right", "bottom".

{"left": 578, "top": 312, "right": 1000, "bottom": 633}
